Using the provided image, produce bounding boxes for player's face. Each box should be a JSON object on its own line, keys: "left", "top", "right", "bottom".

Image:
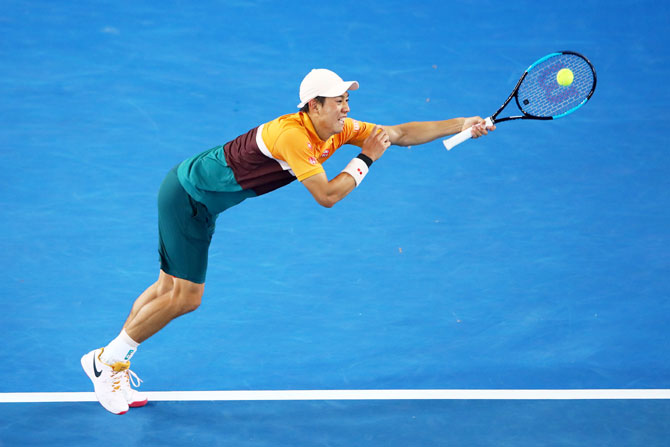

{"left": 320, "top": 93, "right": 350, "bottom": 135}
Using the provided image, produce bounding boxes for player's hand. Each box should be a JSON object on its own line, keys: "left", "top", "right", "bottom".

{"left": 463, "top": 116, "right": 496, "bottom": 139}
{"left": 361, "top": 125, "right": 391, "bottom": 161}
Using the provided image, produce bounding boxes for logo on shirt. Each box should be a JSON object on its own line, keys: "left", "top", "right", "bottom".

{"left": 320, "top": 149, "right": 330, "bottom": 158}
{"left": 308, "top": 157, "right": 317, "bottom": 165}
{"left": 353, "top": 120, "right": 360, "bottom": 131}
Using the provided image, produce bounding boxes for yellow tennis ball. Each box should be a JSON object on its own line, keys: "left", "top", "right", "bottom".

{"left": 556, "top": 68, "right": 574, "bottom": 86}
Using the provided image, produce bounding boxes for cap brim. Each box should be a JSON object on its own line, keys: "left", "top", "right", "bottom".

{"left": 322, "top": 80, "right": 359, "bottom": 97}
{"left": 297, "top": 80, "right": 359, "bottom": 108}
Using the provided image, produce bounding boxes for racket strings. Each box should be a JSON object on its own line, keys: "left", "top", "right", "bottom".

{"left": 517, "top": 53, "right": 595, "bottom": 118}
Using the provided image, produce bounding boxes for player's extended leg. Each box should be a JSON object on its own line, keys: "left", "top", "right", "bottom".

{"left": 81, "top": 272, "right": 204, "bottom": 414}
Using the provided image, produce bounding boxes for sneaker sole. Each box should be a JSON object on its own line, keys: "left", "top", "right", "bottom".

{"left": 129, "top": 399, "right": 148, "bottom": 408}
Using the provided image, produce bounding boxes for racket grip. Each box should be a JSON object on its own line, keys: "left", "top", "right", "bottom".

{"left": 442, "top": 117, "right": 493, "bottom": 151}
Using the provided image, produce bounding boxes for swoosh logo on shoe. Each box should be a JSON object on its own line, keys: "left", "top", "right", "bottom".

{"left": 93, "top": 354, "right": 102, "bottom": 377}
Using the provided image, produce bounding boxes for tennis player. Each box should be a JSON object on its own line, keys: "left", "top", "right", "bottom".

{"left": 81, "top": 68, "right": 494, "bottom": 414}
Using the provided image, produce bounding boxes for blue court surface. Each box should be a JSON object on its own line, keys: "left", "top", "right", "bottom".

{"left": 2, "top": 0, "right": 670, "bottom": 445}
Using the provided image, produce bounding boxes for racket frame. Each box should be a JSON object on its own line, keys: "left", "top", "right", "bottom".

{"left": 493, "top": 51, "right": 597, "bottom": 124}
{"left": 443, "top": 50, "right": 596, "bottom": 150}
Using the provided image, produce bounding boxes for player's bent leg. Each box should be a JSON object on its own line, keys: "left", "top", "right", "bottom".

{"left": 118, "top": 274, "right": 203, "bottom": 410}
{"left": 84, "top": 272, "right": 204, "bottom": 414}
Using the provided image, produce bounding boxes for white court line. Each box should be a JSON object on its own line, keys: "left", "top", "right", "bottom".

{"left": 1, "top": 389, "right": 670, "bottom": 403}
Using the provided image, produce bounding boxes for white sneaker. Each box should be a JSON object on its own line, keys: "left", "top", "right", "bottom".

{"left": 81, "top": 348, "right": 130, "bottom": 415}
{"left": 122, "top": 368, "right": 148, "bottom": 408}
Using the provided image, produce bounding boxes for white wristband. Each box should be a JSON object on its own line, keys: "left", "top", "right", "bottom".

{"left": 342, "top": 157, "right": 369, "bottom": 186}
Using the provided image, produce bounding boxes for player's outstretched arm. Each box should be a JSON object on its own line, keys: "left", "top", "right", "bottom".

{"left": 384, "top": 116, "right": 495, "bottom": 147}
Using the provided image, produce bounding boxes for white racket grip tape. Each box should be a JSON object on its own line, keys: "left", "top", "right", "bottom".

{"left": 443, "top": 117, "right": 494, "bottom": 151}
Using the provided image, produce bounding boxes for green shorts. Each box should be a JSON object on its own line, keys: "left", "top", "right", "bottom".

{"left": 157, "top": 166, "right": 217, "bottom": 284}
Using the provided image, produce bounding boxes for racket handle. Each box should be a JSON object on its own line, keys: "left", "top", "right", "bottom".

{"left": 442, "top": 117, "right": 493, "bottom": 151}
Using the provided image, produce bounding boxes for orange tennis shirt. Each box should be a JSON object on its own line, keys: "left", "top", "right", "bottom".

{"left": 261, "top": 111, "right": 376, "bottom": 181}
{"left": 223, "top": 111, "right": 376, "bottom": 194}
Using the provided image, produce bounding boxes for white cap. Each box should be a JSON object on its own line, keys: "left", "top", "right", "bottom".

{"left": 297, "top": 69, "right": 359, "bottom": 108}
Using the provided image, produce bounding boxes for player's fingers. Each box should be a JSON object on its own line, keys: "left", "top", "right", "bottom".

{"left": 372, "top": 126, "right": 390, "bottom": 147}
{"left": 471, "top": 123, "right": 488, "bottom": 138}
{"left": 471, "top": 123, "right": 481, "bottom": 135}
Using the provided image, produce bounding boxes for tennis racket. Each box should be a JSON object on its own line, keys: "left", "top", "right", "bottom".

{"left": 443, "top": 50, "right": 597, "bottom": 150}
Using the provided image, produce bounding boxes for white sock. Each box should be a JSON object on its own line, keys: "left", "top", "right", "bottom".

{"left": 101, "top": 329, "right": 140, "bottom": 364}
